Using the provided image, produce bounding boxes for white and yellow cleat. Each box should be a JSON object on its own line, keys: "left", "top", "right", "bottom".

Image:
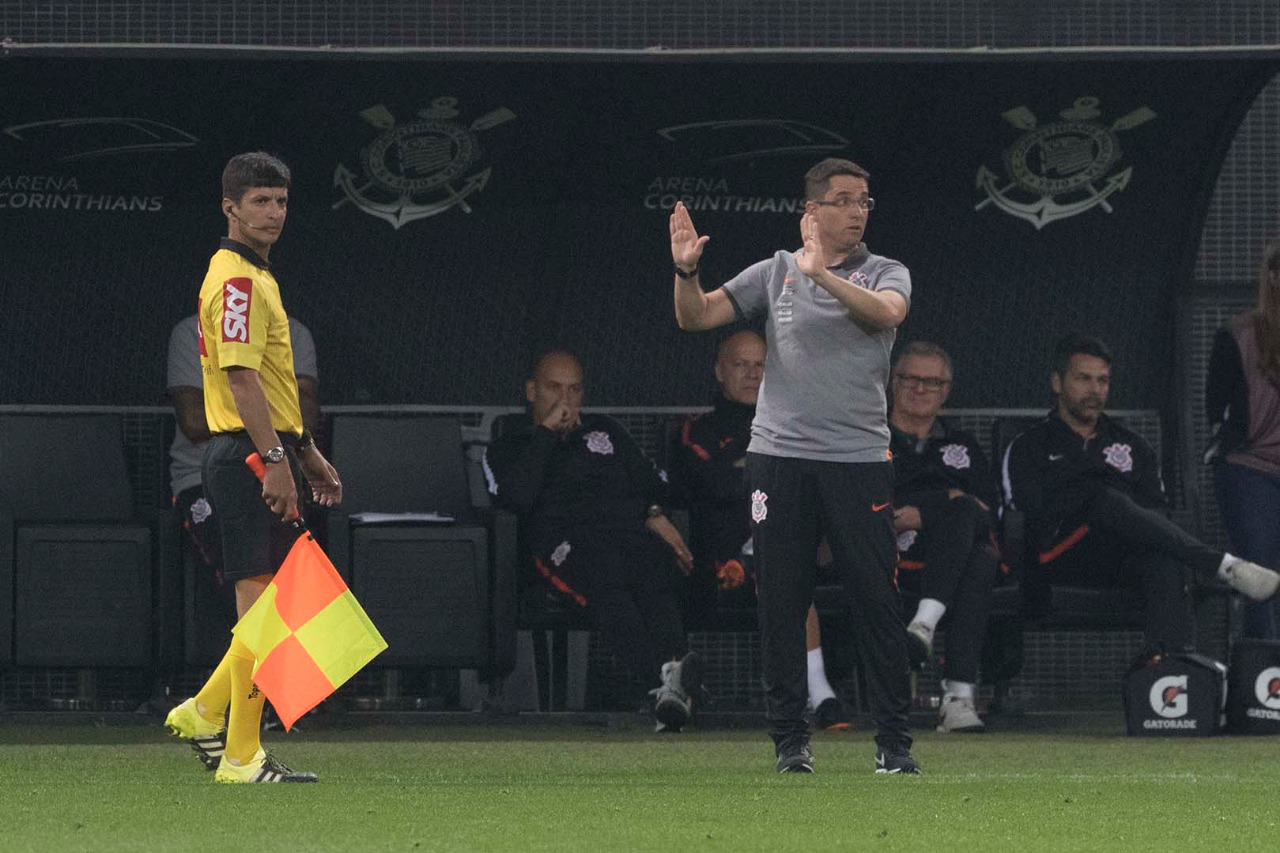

{"left": 214, "top": 748, "right": 318, "bottom": 783}
{"left": 164, "top": 697, "right": 226, "bottom": 771}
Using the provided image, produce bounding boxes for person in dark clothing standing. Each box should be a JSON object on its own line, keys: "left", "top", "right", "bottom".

{"left": 888, "top": 341, "right": 999, "bottom": 733}
{"left": 669, "top": 330, "right": 854, "bottom": 732}
{"left": 1002, "top": 334, "right": 1279, "bottom": 652}
{"left": 669, "top": 158, "right": 918, "bottom": 775}
{"left": 483, "top": 350, "right": 702, "bottom": 731}
{"left": 1206, "top": 243, "right": 1280, "bottom": 639}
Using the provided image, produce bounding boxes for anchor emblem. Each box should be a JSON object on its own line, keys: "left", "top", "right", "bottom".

{"left": 332, "top": 97, "right": 516, "bottom": 230}
{"left": 975, "top": 97, "right": 1156, "bottom": 230}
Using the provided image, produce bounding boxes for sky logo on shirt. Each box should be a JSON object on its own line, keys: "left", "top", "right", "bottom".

{"left": 222, "top": 278, "right": 252, "bottom": 343}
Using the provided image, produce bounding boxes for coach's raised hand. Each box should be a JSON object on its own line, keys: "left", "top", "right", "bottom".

{"left": 796, "top": 212, "right": 827, "bottom": 279}
{"left": 669, "top": 201, "right": 709, "bottom": 274}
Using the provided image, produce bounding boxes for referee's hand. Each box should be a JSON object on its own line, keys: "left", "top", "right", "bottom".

{"left": 262, "top": 462, "right": 299, "bottom": 520}
{"left": 300, "top": 447, "right": 344, "bottom": 507}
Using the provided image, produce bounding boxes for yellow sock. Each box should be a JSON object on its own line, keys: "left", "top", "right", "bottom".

{"left": 193, "top": 647, "right": 235, "bottom": 726}
{"left": 224, "top": 637, "right": 266, "bottom": 765}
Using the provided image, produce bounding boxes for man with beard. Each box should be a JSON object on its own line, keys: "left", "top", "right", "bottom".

{"left": 1002, "top": 333, "right": 1279, "bottom": 653}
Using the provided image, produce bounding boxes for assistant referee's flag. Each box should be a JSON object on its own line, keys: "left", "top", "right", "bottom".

{"left": 232, "top": 453, "right": 388, "bottom": 730}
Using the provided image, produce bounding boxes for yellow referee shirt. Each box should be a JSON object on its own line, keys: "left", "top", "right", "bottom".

{"left": 197, "top": 239, "right": 303, "bottom": 437}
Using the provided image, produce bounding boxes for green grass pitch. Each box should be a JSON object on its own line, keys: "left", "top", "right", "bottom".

{"left": 2, "top": 721, "right": 1278, "bottom": 852}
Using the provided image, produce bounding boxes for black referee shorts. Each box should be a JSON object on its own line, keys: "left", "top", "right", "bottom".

{"left": 201, "top": 431, "right": 305, "bottom": 582}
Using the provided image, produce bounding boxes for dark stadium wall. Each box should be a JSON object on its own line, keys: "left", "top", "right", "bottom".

{"left": 1, "top": 53, "right": 1275, "bottom": 409}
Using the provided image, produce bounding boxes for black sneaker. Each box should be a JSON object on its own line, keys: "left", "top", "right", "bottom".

{"left": 874, "top": 746, "right": 921, "bottom": 775}
{"left": 676, "top": 651, "right": 704, "bottom": 706}
{"left": 812, "top": 697, "right": 854, "bottom": 732}
{"left": 775, "top": 737, "right": 815, "bottom": 774}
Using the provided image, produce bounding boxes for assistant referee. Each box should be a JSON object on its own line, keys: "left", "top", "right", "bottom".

{"left": 165, "top": 152, "right": 343, "bottom": 784}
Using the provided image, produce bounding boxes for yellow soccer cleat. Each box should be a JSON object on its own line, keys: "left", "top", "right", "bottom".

{"left": 165, "top": 697, "right": 226, "bottom": 771}
{"left": 214, "top": 748, "right": 318, "bottom": 784}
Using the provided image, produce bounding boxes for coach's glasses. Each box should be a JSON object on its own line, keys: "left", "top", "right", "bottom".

{"left": 812, "top": 195, "right": 875, "bottom": 211}
{"left": 894, "top": 374, "right": 950, "bottom": 391}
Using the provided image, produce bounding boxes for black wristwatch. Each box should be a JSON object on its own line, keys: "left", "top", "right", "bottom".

{"left": 673, "top": 263, "right": 699, "bottom": 279}
{"left": 262, "top": 445, "right": 286, "bottom": 465}
{"left": 646, "top": 504, "right": 666, "bottom": 519}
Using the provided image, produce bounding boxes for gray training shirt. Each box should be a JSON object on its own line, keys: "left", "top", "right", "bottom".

{"left": 722, "top": 244, "right": 911, "bottom": 463}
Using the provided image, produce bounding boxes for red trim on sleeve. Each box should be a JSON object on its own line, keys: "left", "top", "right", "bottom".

{"left": 1038, "top": 523, "right": 1091, "bottom": 565}
{"left": 681, "top": 419, "right": 711, "bottom": 462}
{"left": 533, "top": 557, "right": 588, "bottom": 607}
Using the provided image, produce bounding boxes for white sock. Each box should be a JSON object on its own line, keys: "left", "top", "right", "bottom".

{"left": 807, "top": 647, "right": 836, "bottom": 709}
{"left": 911, "top": 598, "right": 947, "bottom": 631}
{"left": 941, "top": 679, "right": 975, "bottom": 699}
{"left": 1217, "top": 553, "right": 1237, "bottom": 580}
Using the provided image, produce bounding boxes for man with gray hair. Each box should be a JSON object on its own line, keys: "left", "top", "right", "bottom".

{"left": 668, "top": 157, "right": 917, "bottom": 774}
{"left": 888, "top": 341, "right": 1000, "bottom": 733}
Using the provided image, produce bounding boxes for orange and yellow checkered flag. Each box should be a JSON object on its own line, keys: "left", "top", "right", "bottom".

{"left": 234, "top": 454, "right": 388, "bottom": 730}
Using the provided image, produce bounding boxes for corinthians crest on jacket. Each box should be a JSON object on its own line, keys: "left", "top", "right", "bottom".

{"left": 975, "top": 96, "right": 1156, "bottom": 230}
{"left": 332, "top": 96, "right": 516, "bottom": 230}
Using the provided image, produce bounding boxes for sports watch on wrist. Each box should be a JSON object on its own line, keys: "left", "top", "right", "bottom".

{"left": 262, "top": 445, "right": 286, "bottom": 465}
{"left": 646, "top": 504, "right": 666, "bottom": 519}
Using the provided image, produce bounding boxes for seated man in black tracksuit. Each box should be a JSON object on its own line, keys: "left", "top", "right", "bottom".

{"left": 667, "top": 331, "right": 761, "bottom": 623}
{"left": 1001, "top": 333, "right": 1279, "bottom": 654}
{"left": 483, "top": 349, "right": 702, "bottom": 731}
{"left": 889, "top": 341, "right": 1000, "bottom": 733}
{"left": 668, "top": 330, "right": 854, "bottom": 731}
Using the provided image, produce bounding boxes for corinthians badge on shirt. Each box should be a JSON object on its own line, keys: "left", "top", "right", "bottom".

{"left": 333, "top": 96, "right": 516, "bottom": 230}
{"left": 585, "top": 431, "right": 615, "bottom": 455}
{"left": 1102, "top": 442, "right": 1134, "bottom": 473}
{"left": 939, "top": 443, "right": 971, "bottom": 470}
{"left": 975, "top": 96, "right": 1156, "bottom": 230}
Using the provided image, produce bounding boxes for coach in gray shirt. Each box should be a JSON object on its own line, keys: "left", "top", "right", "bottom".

{"left": 669, "top": 158, "right": 917, "bottom": 775}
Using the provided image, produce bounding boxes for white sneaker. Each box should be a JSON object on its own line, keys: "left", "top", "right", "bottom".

{"left": 936, "top": 695, "right": 985, "bottom": 733}
{"left": 1221, "top": 557, "right": 1280, "bottom": 602}
{"left": 650, "top": 654, "right": 700, "bottom": 732}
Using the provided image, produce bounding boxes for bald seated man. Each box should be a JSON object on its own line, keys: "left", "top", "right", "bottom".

{"left": 484, "top": 349, "right": 704, "bottom": 731}
{"left": 669, "top": 330, "right": 854, "bottom": 731}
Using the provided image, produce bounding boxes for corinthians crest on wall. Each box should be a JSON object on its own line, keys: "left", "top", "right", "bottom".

{"left": 975, "top": 96, "right": 1156, "bottom": 230}
{"left": 332, "top": 96, "right": 516, "bottom": 230}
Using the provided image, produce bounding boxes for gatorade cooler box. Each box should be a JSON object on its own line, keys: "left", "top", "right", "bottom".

{"left": 1227, "top": 639, "right": 1280, "bottom": 734}
{"left": 1124, "top": 652, "right": 1226, "bottom": 736}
